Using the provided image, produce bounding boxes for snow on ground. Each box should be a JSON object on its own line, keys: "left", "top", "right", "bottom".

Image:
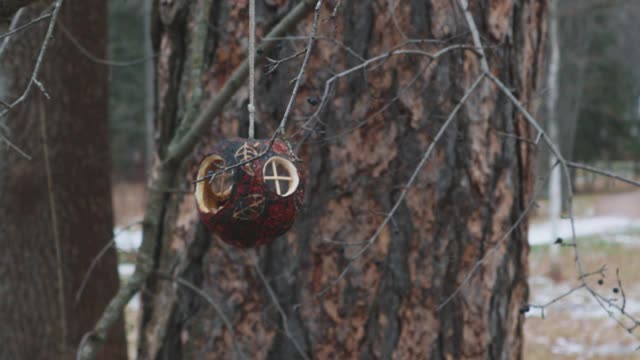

{"left": 118, "top": 263, "right": 135, "bottom": 277}
{"left": 528, "top": 216, "right": 640, "bottom": 246}
{"left": 113, "top": 216, "right": 640, "bottom": 254}
{"left": 527, "top": 276, "right": 640, "bottom": 357}
{"left": 528, "top": 276, "right": 640, "bottom": 320}
{"left": 551, "top": 337, "right": 638, "bottom": 357}
{"left": 114, "top": 216, "right": 640, "bottom": 356}
{"left": 114, "top": 226, "right": 142, "bottom": 252}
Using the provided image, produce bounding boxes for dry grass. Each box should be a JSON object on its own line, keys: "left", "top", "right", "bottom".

{"left": 525, "top": 234, "right": 640, "bottom": 359}
{"left": 113, "top": 181, "right": 640, "bottom": 358}
{"left": 112, "top": 181, "right": 146, "bottom": 226}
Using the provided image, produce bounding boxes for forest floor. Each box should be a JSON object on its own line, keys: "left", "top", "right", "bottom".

{"left": 112, "top": 182, "right": 640, "bottom": 358}
{"left": 525, "top": 188, "right": 640, "bottom": 359}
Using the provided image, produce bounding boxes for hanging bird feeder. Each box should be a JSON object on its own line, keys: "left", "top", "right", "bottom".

{"left": 195, "top": 0, "right": 306, "bottom": 247}
{"left": 194, "top": 138, "right": 304, "bottom": 248}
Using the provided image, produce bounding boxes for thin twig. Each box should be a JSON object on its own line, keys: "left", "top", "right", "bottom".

{"left": 491, "top": 128, "right": 539, "bottom": 146}
{"left": 616, "top": 268, "right": 627, "bottom": 313}
{"left": 317, "top": 74, "right": 485, "bottom": 298}
{"left": 155, "top": 272, "right": 246, "bottom": 359}
{"left": 0, "top": 7, "right": 24, "bottom": 57}
{"left": 294, "top": 45, "right": 443, "bottom": 152}
{"left": 458, "top": 0, "right": 490, "bottom": 73}
{"left": 248, "top": 0, "right": 256, "bottom": 139}
{"left": 263, "top": 35, "right": 365, "bottom": 62}
{"left": 277, "top": 0, "right": 323, "bottom": 133}
{"left": 567, "top": 161, "right": 640, "bottom": 188}
{"left": 388, "top": 0, "right": 408, "bottom": 40}
{"left": 79, "top": 3, "right": 318, "bottom": 358}
{"left": 165, "top": 0, "right": 318, "bottom": 164}
{"left": 57, "top": 20, "right": 155, "bottom": 66}
{"left": 193, "top": 44, "right": 475, "bottom": 185}
{"left": 322, "top": 237, "right": 368, "bottom": 247}
{"left": 0, "top": 0, "right": 65, "bottom": 119}
{"left": 307, "top": 45, "right": 477, "bottom": 132}
{"left": 250, "top": 251, "right": 310, "bottom": 360}
{"left": 75, "top": 221, "right": 143, "bottom": 304}
{"left": 40, "top": 96, "right": 67, "bottom": 351}
{"left": 265, "top": 48, "right": 306, "bottom": 74}
{"left": 529, "top": 284, "right": 586, "bottom": 319}
{"left": 528, "top": 265, "right": 607, "bottom": 318}
{"left": 456, "top": 0, "right": 640, "bottom": 340}
{"left": 578, "top": 264, "right": 607, "bottom": 280}
{"left": 0, "top": 132, "right": 31, "bottom": 159}
{"left": 0, "top": 11, "right": 51, "bottom": 40}
{"left": 438, "top": 162, "right": 559, "bottom": 310}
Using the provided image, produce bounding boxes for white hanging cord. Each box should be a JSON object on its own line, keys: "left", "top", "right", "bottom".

{"left": 248, "top": 0, "right": 256, "bottom": 139}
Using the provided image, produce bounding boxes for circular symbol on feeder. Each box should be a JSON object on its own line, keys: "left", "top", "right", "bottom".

{"left": 263, "top": 157, "right": 299, "bottom": 197}
{"left": 234, "top": 142, "right": 260, "bottom": 175}
{"left": 233, "top": 193, "right": 266, "bottom": 220}
{"left": 207, "top": 157, "right": 234, "bottom": 201}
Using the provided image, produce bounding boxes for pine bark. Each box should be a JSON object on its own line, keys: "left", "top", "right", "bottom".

{"left": 0, "top": 2, "right": 127, "bottom": 359}
{"left": 142, "top": 0, "right": 546, "bottom": 359}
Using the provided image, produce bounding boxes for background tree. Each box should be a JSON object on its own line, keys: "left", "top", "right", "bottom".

{"left": 0, "top": 1, "right": 126, "bottom": 358}
{"left": 108, "top": 0, "right": 148, "bottom": 180}
{"left": 549, "top": 1, "right": 640, "bottom": 182}
{"left": 571, "top": 10, "right": 640, "bottom": 165}
{"left": 117, "top": 0, "right": 548, "bottom": 358}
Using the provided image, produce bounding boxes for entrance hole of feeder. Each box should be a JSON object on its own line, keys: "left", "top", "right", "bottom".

{"left": 196, "top": 155, "right": 234, "bottom": 213}
{"left": 263, "top": 157, "right": 299, "bottom": 197}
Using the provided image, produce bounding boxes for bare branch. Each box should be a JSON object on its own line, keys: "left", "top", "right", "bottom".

{"left": 307, "top": 44, "right": 477, "bottom": 131}
{"left": 317, "top": 74, "right": 485, "bottom": 298}
{"left": 616, "top": 268, "right": 627, "bottom": 313}
{"left": 57, "top": 20, "right": 155, "bottom": 67}
{"left": 165, "top": 0, "right": 318, "bottom": 165}
{"left": 79, "top": 3, "right": 318, "bottom": 358}
{"left": 0, "top": 11, "right": 50, "bottom": 40}
{"left": 265, "top": 48, "right": 306, "bottom": 75}
{"left": 263, "top": 35, "right": 366, "bottom": 62}
{"left": 75, "top": 221, "right": 143, "bottom": 304}
{"left": 527, "top": 265, "right": 606, "bottom": 318}
{"left": 294, "top": 45, "right": 447, "bottom": 151}
{"left": 578, "top": 264, "right": 607, "bottom": 280}
{"left": 38, "top": 87, "right": 67, "bottom": 350}
{"left": 250, "top": 251, "right": 310, "bottom": 360}
{"left": 456, "top": 0, "right": 640, "bottom": 342}
{"left": 457, "top": 0, "right": 490, "bottom": 73}
{"left": 192, "top": 44, "right": 477, "bottom": 186}
{"left": 0, "top": 6, "right": 24, "bottom": 57}
{"left": 277, "top": 0, "right": 322, "bottom": 133}
{"left": 0, "top": 0, "right": 64, "bottom": 120}
{"left": 0, "top": 132, "right": 31, "bottom": 159}
{"left": 567, "top": 161, "right": 640, "bottom": 188}
{"left": 155, "top": 272, "right": 246, "bottom": 360}
{"left": 529, "top": 284, "right": 586, "bottom": 319}
{"left": 438, "top": 162, "right": 559, "bottom": 310}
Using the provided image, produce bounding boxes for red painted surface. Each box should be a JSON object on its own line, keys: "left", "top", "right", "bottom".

{"left": 196, "top": 138, "right": 305, "bottom": 247}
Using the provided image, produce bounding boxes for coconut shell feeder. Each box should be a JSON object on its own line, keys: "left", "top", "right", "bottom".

{"left": 194, "top": 137, "right": 304, "bottom": 248}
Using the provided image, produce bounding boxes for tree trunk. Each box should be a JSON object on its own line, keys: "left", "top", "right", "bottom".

{"left": 0, "top": 2, "right": 127, "bottom": 359}
{"left": 141, "top": 0, "right": 546, "bottom": 359}
{"left": 546, "top": 0, "right": 561, "bottom": 260}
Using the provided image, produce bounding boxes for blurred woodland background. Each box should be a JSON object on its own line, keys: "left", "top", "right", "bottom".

{"left": 2, "top": 0, "right": 640, "bottom": 359}
{"left": 109, "top": 1, "right": 640, "bottom": 356}
{"left": 109, "top": 1, "right": 640, "bottom": 358}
